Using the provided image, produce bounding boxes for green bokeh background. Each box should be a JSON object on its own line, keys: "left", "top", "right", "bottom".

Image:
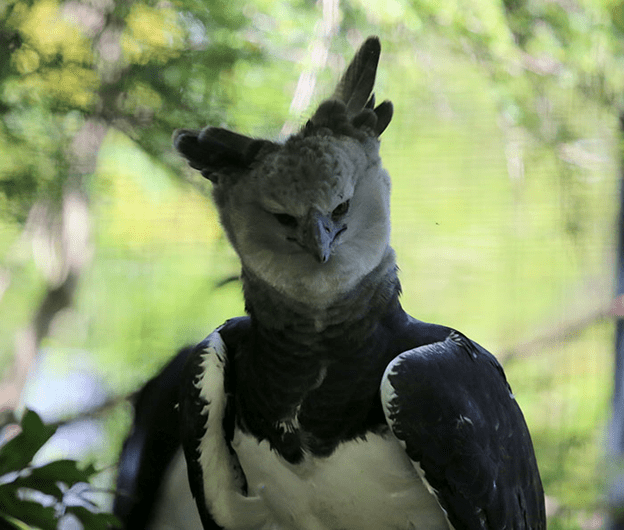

{"left": 0, "top": 0, "right": 620, "bottom": 527}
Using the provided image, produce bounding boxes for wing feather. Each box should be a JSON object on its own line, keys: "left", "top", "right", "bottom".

{"left": 114, "top": 346, "right": 194, "bottom": 528}
{"left": 381, "top": 330, "right": 546, "bottom": 530}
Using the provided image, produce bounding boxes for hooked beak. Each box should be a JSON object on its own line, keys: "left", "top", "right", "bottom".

{"left": 301, "top": 209, "right": 346, "bottom": 263}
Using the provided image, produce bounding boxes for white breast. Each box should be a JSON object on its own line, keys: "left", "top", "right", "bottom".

{"left": 228, "top": 430, "right": 451, "bottom": 530}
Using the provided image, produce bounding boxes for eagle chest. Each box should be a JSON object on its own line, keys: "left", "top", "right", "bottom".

{"left": 193, "top": 333, "right": 449, "bottom": 529}
{"left": 231, "top": 341, "right": 390, "bottom": 462}
{"left": 225, "top": 429, "right": 451, "bottom": 530}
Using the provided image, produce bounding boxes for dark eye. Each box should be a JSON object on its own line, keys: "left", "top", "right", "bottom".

{"left": 274, "top": 213, "right": 298, "bottom": 228}
{"left": 332, "top": 200, "right": 350, "bottom": 221}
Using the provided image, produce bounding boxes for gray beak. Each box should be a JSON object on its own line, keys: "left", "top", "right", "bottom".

{"left": 301, "top": 209, "right": 345, "bottom": 263}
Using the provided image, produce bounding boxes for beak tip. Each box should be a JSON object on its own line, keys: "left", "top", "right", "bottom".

{"left": 315, "top": 249, "right": 331, "bottom": 263}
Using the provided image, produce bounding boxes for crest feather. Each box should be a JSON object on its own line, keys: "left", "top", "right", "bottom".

{"left": 310, "top": 36, "right": 393, "bottom": 137}
{"left": 332, "top": 36, "right": 381, "bottom": 117}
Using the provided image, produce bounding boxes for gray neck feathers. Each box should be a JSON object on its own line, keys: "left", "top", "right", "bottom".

{"left": 241, "top": 248, "right": 400, "bottom": 351}
{"left": 235, "top": 247, "right": 400, "bottom": 443}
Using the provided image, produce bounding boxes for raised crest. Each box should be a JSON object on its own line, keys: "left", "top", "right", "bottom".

{"left": 173, "top": 36, "right": 393, "bottom": 182}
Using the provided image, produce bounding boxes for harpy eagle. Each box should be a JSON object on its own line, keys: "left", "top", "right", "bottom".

{"left": 169, "top": 36, "right": 545, "bottom": 529}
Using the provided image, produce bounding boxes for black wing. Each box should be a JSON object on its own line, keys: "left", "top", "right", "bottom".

{"left": 381, "top": 330, "right": 546, "bottom": 530}
{"left": 113, "top": 346, "right": 199, "bottom": 529}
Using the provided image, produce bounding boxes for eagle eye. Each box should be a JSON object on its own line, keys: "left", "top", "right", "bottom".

{"left": 331, "top": 200, "right": 350, "bottom": 221}
{"left": 274, "top": 213, "right": 298, "bottom": 228}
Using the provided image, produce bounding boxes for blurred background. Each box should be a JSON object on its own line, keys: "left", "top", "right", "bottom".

{"left": 0, "top": 0, "right": 620, "bottom": 528}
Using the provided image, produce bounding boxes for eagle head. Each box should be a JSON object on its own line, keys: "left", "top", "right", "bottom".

{"left": 174, "top": 37, "right": 394, "bottom": 307}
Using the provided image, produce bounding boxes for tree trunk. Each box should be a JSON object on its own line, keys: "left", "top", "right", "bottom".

{"left": 0, "top": 119, "right": 107, "bottom": 414}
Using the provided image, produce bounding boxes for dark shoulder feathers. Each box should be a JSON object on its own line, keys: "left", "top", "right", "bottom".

{"left": 381, "top": 330, "right": 546, "bottom": 529}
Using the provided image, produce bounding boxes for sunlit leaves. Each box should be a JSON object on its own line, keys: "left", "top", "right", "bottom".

{"left": 0, "top": 0, "right": 255, "bottom": 226}
{"left": 0, "top": 409, "right": 119, "bottom": 529}
{"left": 12, "top": 65, "right": 99, "bottom": 109}
{"left": 403, "top": 0, "right": 517, "bottom": 61}
{"left": 12, "top": 47, "right": 39, "bottom": 75}
{"left": 121, "top": 4, "right": 185, "bottom": 65}
{"left": 3, "top": 0, "right": 96, "bottom": 109}
{"left": 15, "top": 0, "right": 93, "bottom": 64}
{"left": 7, "top": 0, "right": 93, "bottom": 67}
{"left": 121, "top": 81, "right": 163, "bottom": 118}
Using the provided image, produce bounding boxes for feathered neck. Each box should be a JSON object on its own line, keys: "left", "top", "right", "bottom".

{"left": 240, "top": 248, "right": 400, "bottom": 343}
{"left": 234, "top": 248, "right": 402, "bottom": 457}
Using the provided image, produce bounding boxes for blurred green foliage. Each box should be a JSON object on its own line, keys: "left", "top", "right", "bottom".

{"left": 0, "top": 409, "right": 120, "bottom": 529}
{"left": 0, "top": 0, "right": 256, "bottom": 224}
{"left": 0, "top": 0, "right": 622, "bottom": 527}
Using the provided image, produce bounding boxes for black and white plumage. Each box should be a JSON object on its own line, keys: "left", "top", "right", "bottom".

{"left": 173, "top": 37, "right": 546, "bottom": 529}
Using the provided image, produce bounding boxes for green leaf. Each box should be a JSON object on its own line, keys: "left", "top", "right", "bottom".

{"left": 3, "top": 475, "right": 64, "bottom": 501}
{"left": 0, "top": 410, "right": 57, "bottom": 476}
{"left": 0, "top": 514, "right": 22, "bottom": 530}
{"left": 65, "top": 506, "right": 122, "bottom": 529}
{"left": 0, "top": 485, "right": 19, "bottom": 515}
{"left": 28, "top": 459, "right": 94, "bottom": 487}
{"left": 0, "top": 495, "right": 57, "bottom": 530}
